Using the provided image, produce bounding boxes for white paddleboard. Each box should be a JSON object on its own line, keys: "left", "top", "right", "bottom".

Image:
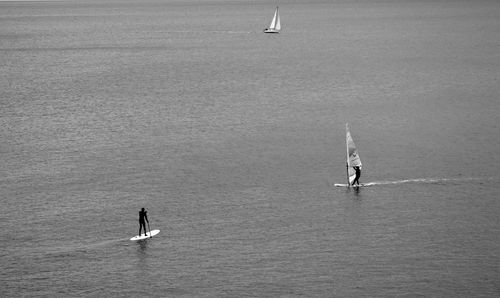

{"left": 130, "top": 229, "right": 160, "bottom": 241}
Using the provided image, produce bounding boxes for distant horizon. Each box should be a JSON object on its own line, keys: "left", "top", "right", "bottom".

{"left": 0, "top": 0, "right": 66, "bottom": 2}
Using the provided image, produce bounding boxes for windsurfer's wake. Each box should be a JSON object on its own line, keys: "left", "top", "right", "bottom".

{"left": 335, "top": 177, "right": 493, "bottom": 187}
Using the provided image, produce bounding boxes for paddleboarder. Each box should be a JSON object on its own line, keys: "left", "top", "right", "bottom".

{"left": 138, "top": 208, "right": 149, "bottom": 237}
{"left": 352, "top": 166, "right": 361, "bottom": 186}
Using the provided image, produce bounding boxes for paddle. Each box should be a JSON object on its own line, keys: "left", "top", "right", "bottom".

{"left": 147, "top": 221, "right": 152, "bottom": 238}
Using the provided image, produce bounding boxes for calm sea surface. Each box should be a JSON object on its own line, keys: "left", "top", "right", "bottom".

{"left": 1, "top": 0, "right": 499, "bottom": 296}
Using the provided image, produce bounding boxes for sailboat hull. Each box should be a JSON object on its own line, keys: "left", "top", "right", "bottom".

{"left": 263, "top": 29, "right": 280, "bottom": 33}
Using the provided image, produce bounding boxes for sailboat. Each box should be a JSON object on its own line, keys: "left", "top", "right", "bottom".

{"left": 264, "top": 6, "right": 281, "bottom": 33}
{"left": 345, "top": 123, "right": 362, "bottom": 186}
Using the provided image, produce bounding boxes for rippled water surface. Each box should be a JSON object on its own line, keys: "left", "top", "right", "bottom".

{"left": 1, "top": 0, "right": 499, "bottom": 296}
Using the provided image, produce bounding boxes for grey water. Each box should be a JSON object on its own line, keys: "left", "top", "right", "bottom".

{"left": 1, "top": 0, "right": 499, "bottom": 296}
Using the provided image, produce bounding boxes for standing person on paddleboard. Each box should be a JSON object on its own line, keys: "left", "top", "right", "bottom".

{"left": 138, "top": 208, "right": 149, "bottom": 237}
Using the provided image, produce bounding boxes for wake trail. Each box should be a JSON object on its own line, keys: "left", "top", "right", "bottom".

{"left": 43, "top": 238, "right": 126, "bottom": 256}
{"left": 165, "top": 30, "right": 252, "bottom": 34}
{"left": 335, "top": 176, "right": 496, "bottom": 187}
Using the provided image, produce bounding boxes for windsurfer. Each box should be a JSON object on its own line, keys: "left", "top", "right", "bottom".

{"left": 138, "top": 208, "right": 149, "bottom": 236}
{"left": 352, "top": 166, "right": 361, "bottom": 186}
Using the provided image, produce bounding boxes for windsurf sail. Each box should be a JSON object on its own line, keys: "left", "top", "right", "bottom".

{"left": 346, "top": 123, "right": 362, "bottom": 185}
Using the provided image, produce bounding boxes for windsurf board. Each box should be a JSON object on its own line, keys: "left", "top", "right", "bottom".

{"left": 334, "top": 183, "right": 370, "bottom": 187}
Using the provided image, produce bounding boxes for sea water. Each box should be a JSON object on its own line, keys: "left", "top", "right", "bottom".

{"left": 1, "top": 0, "right": 499, "bottom": 296}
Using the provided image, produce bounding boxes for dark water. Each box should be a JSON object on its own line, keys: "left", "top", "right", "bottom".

{"left": 1, "top": 0, "right": 499, "bottom": 296}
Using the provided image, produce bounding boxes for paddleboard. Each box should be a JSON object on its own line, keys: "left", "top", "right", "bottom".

{"left": 130, "top": 229, "right": 160, "bottom": 241}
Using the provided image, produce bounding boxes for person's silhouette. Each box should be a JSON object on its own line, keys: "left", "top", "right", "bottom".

{"left": 352, "top": 166, "right": 361, "bottom": 186}
{"left": 139, "top": 208, "right": 149, "bottom": 236}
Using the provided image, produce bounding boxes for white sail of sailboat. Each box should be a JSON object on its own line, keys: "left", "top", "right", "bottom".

{"left": 346, "top": 123, "right": 362, "bottom": 186}
{"left": 264, "top": 6, "right": 281, "bottom": 33}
